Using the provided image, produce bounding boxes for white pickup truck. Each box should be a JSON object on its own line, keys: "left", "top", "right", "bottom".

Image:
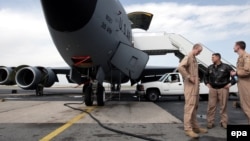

{"left": 139, "top": 72, "right": 238, "bottom": 102}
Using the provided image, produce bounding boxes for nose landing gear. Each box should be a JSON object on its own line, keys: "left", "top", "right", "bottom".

{"left": 83, "top": 81, "right": 105, "bottom": 106}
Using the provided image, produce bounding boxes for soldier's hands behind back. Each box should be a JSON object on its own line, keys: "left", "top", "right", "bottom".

{"left": 189, "top": 77, "right": 196, "bottom": 84}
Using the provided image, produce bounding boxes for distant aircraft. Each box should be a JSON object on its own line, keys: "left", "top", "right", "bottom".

{"left": 0, "top": 0, "right": 154, "bottom": 106}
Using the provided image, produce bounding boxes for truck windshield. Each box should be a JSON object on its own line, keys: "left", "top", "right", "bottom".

{"left": 159, "top": 73, "right": 168, "bottom": 81}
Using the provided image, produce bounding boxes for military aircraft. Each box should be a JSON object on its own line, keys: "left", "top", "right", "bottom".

{"left": 0, "top": 0, "right": 154, "bottom": 106}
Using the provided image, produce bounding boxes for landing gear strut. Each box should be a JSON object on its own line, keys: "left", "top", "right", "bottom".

{"left": 36, "top": 84, "right": 44, "bottom": 96}
{"left": 111, "top": 83, "right": 121, "bottom": 92}
{"left": 83, "top": 82, "right": 105, "bottom": 106}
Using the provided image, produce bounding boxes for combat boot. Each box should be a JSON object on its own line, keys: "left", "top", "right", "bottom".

{"left": 207, "top": 123, "right": 214, "bottom": 129}
{"left": 193, "top": 127, "right": 208, "bottom": 134}
{"left": 221, "top": 123, "right": 227, "bottom": 129}
{"left": 185, "top": 130, "right": 199, "bottom": 138}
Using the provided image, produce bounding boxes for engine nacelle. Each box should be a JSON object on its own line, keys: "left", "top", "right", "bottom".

{"left": 38, "top": 67, "right": 58, "bottom": 87}
{"left": 0, "top": 66, "right": 16, "bottom": 85}
{"left": 15, "top": 66, "right": 58, "bottom": 90}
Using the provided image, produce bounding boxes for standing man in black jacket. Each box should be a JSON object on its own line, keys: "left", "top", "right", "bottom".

{"left": 204, "top": 53, "right": 236, "bottom": 129}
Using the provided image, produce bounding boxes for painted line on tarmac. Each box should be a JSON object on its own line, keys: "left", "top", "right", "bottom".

{"left": 39, "top": 106, "right": 97, "bottom": 141}
{"left": 4, "top": 98, "right": 22, "bottom": 100}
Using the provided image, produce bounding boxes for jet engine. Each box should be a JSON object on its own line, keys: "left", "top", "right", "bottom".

{"left": 0, "top": 66, "right": 16, "bottom": 85}
{"left": 15, "top": 66, "right": 58, "bottom": 90}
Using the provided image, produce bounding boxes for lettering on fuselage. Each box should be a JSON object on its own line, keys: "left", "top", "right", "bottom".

{"left": 101, "top": 14, "right": 113, "bottom": 35}
{"left": 119, "top": 17, "right": 131, "bottom": 41}
{"left": 101, "top": 22, "right": 112, "bottom": 34}
{"left": 106, "top": 14, "right": 113, "bottom": 24}
{"left": 100, "top": 14, "right": 131, "bottom": 41}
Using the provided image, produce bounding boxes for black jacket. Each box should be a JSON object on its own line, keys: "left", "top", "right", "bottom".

{"left": 204, "top": 62, "right": 236, "bottom": 89}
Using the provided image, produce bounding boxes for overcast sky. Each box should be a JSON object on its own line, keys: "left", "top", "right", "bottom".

{"left": 0, "top": 0, "right": 250, "bottom": 68}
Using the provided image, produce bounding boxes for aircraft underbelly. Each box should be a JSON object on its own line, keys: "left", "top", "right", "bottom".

{"left": 47, "top": 0, "right": 132, "bottom": 72}
{"left": 42, "top": 0, "right": 148, "bottom": 83}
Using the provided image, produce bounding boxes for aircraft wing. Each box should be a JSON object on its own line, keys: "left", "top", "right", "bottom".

{"left": 50, "top": 67, "right": 70, "bottom": 74}
{"left": 1, "top": 65, "right": 178, "bottom": 87}
{"left": 0, "top": 66, "right": 74, "bottom": 89}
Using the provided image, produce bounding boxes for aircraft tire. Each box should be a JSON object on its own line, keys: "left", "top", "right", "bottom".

{"left": 84, "top": 84, "right": 93, "bottom": 106}
{"left": 97, "top": 84, "right": 105, "bottom": 106}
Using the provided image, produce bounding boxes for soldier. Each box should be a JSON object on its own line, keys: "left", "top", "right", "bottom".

{"left": 178, "top": 43, "right": 208, "bottom": 138}
{"left": 231, "top": 41, "right": 250, "bottom": 124}
{"left": 204, "top": 53, "right": 236, "bottom": 129}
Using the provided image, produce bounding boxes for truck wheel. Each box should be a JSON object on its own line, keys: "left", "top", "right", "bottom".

{"left": 147, "top": 90, "right": 159, "bottom": 102}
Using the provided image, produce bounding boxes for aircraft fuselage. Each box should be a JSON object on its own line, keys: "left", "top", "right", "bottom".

{"left": 41, "top": 0, "right": 132, "bottom": 79}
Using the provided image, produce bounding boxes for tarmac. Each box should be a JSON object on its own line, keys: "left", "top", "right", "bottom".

{"left": 0, "top": 100, "right": 183, "bottom": 141}
{"left": 0, "top": 86, "right": 248, "bottom": 141}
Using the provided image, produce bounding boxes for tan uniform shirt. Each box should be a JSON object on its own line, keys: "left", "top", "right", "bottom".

{"left": 178, "top": 52, "right": 200, "bottom": 130}
{"left": 178, "top": 53, "right": 199, "bottom": 83}
{"left": 237, "top": 52, "right": 250, "bottom": 78}
{"left": 236, "top": 51, "right": 250, "bottom": 123}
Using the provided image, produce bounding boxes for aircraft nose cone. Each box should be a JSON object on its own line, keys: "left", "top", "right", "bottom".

{"left": 41, "top": 0, "right": 97, "bottom": 32}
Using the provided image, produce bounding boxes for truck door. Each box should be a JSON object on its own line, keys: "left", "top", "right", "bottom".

{"left": 162, "top": 73, "right": 183, "bottom": 95}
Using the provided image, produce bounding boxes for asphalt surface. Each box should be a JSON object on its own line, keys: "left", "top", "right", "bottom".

{"left": 0, "top": 86, "right": 248, "bottom": 141}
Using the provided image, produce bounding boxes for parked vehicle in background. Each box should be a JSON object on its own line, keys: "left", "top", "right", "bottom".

{"left": 137, "top": 72, "right": 238, "bottom": 102}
